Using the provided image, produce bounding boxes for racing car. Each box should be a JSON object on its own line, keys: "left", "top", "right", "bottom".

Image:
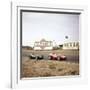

{"left": 48, "top": 53, "right": 67, "bottom": 61}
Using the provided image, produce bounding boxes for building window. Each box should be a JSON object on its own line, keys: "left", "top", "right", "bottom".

{"left": 70, "top": 43, "right": 72, "bottom": 47}
{"left": 66, "top": 43, "right": 68, "bottom": 47}
{"left": 76, "top": 42, "right": 79, "bottom": 47}
{"left": 64, "top": 44, "right": 66, "bottom": 47}
{"left": 73, "top": 42, "right": 75, "bottom": 47}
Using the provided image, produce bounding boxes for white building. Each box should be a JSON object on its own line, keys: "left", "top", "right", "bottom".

{"left": 34, "top": 39, "right": 53, "bottom": 50}
{"left": 63, "top": 42, "right": 79, "bottom": 50}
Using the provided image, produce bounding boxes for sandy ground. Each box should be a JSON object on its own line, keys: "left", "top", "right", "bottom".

{"left": 21, "top": 49, "right": 79, "bottom": 78}
{"left": 21, "top": 59, "right": 79, "bottom": 78}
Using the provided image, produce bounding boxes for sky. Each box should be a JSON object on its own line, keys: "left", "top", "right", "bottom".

{"left": 22, "top": 12, "right": 79, "bottom": 47}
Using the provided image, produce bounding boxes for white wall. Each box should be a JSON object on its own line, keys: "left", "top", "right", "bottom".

{"left": 34, "top": 46, "right": 53, "bottom": 50}
{"left": 34, "top": 47, "right": 42, "bottom": 50}
{"left": 63, "top": 42, "right": 79, "bottom": 49}
{"left": 0, "top": 0, "right": 89, "bottom": 90}
{"left": 44, "top": 47, "right": 53, "bottom": 50}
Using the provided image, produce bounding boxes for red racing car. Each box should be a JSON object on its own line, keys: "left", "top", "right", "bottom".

{"left": 48, "top": 53, "right": 67, "bottom": 61}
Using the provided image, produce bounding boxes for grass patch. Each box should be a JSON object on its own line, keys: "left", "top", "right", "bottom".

{"left": 58, "top": 68, "right": 63, "bottom": 71}
{"left": 21, "top": 60, "right": 79, "bottom": 78}
{"left": 49, "top": 64, "right": 56, "bottom": 69}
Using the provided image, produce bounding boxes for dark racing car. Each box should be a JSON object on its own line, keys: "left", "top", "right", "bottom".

{"left": 36, "top": 55, "right": 44, "bottom": 60}
{"left": 29, "top": 53, "right": 44, "bottom": 60}
{"left": 29, "top": 53, "right": 36, "bottom": 59}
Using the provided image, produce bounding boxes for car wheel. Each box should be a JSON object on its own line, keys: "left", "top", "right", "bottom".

{"left": 48, "top": 56, "right": 51, "bottom": 60}
{"left": 57, "top": 57, "right": 60, "bottom": 60}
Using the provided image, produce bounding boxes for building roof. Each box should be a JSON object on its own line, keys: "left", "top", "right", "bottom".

{"left": 40, "top": 38, "right": 46, "bottom": 42}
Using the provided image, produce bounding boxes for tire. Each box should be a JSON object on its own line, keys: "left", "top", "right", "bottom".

{"left": 48, "top": 56, "right": 51, "bottom": 60}
{"left": 57, "top": 57, "right": 60, "bottom": 61}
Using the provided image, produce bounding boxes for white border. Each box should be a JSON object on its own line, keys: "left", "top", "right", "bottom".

{"left": 11, "top": 2, "right": 88, "bottom": 88}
